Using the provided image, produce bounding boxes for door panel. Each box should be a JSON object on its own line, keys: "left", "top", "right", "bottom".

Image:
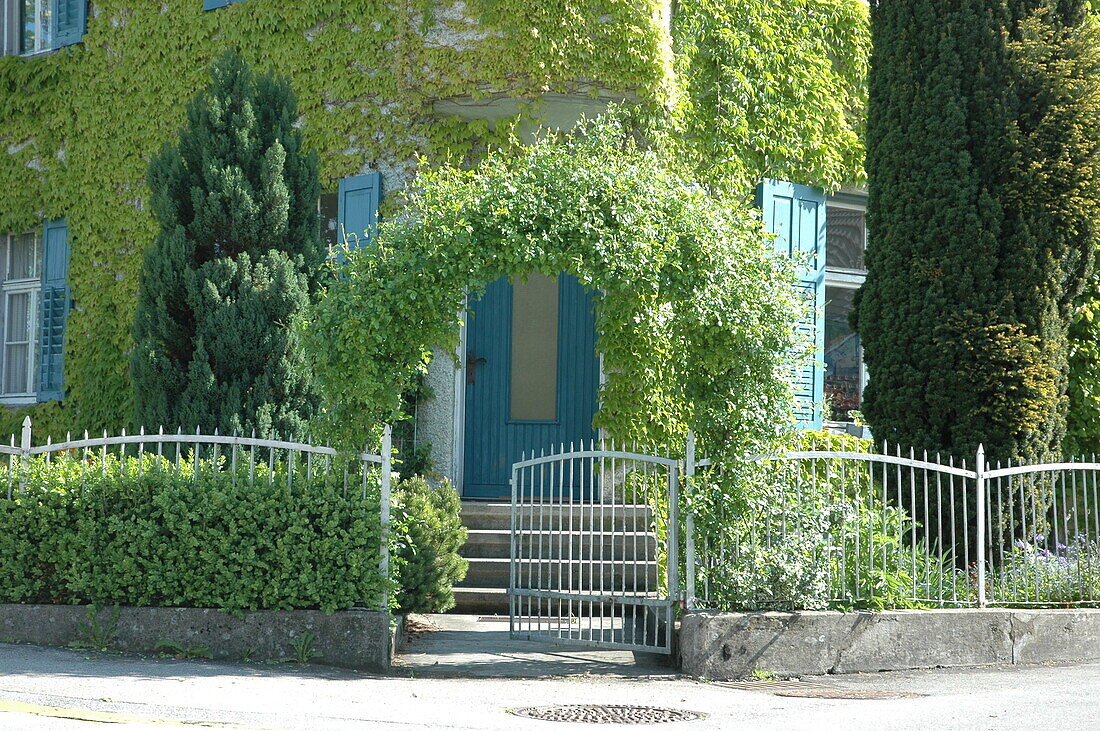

{"left": 463, "top": 273, "right": 599, "bottom": 499}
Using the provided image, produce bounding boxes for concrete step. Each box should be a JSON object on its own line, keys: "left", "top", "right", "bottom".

{"left": 449, "top": 587, "right": 661, "bottom": 616}
{"left": 461, "top": 529, "right": 660, "bottom": 560}
{"left": 457, "top": 557, "right": 659, "bottom": 591}
{"left": 451, "top": 587, "right": 510, "bottom": 615}
{"left": 460, "top": 502, "right": 653, "bottom": 532}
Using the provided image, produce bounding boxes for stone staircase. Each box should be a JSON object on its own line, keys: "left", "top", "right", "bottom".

{"left": 453, "top": 501, "right": 659, "bottom": 615}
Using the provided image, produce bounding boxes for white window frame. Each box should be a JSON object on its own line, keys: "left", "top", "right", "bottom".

{"left": 2, "top": 0, "right": 53, "bottom": 57}
{"left": 0, "top": 232, "right": 40, "bottom": 404}
{"left": 0, "top": 0, "right": 14, "bottom": 56}
{"left": 823, "top": 195, "right": 868, "bottom": 428}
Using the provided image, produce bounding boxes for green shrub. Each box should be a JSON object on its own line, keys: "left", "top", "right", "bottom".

{"left": 392, "top": 477, "right": 468, "bottom": 613}
{"left": 987, "top": 535, "right": 1100, "bottom": 606}
{"left": 690, "top": 430, "right": 971, "bottom": 610}
{"left": 0, "top": 453, "right": 386, "bottom": 614}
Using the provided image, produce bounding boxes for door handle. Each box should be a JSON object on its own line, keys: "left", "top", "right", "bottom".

{"left": 466, "top": 349, "right": 487, "bottom": 385}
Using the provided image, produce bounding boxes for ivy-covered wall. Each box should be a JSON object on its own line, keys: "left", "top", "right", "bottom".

{"left": 0, "top": 0, "right": 869, "bottom": 442}
{"left": 0, "top": 0, "right": 676, "bottom": 439}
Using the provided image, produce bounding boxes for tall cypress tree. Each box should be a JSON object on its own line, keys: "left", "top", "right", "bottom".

{"left": 133, "top": 51, "right": 323, "bottom": 438}
{"left": 855, "top": 0, "right": 1100, "bottom": 465}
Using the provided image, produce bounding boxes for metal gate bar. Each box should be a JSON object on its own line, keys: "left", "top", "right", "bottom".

{"left": 509, "top": 443, "right": 678, "bottom": 654}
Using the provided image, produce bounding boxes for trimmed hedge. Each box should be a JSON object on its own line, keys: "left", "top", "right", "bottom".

{"left": 0, "top": 454, "right": 466, "bottom": 615}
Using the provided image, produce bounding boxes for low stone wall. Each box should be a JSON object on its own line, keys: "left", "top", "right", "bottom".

{"left": 0, "top": 604, "right": 397, "bottom": 671}
{"left": 680, "top": 608, "right": 1100, "bottom": 679}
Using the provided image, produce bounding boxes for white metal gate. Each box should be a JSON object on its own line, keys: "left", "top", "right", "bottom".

{"left": 508, "top": 444, "right": 679, "bottom": 654}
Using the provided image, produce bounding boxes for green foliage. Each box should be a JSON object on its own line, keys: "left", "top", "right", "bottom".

{"left": 302, "top": 116, "right": 803, "bottom": 461}
{"left": 155, "top": 639, "right": 213, "bottom": 659}
{"left": 392, "top": 477, "right": 468, "bottom": 614}
{"left": 690, "top": 430, "right": 971, "bottom": 611}
{"left": 288, "top": 632, "right": 320, "bottom": 664}
{"left": 0, "top": 454, "right": 387, "bottom": 614}
{"left": 987, "top": 535, "right": 1100, "bottom": 606}
{"left": 856, "top": 1, "right": 1100, "bottom": 465}
{"left": 132, "top": 51, "right": 321, "bottom": 438}
{"left": 393, "top": 376, "right": 435, "bottom": 481}
{"left": 671, "top": 0, "right": 869, "bottom": 194}
{"left": 1066, "top": 287, "right": 1100, "bottom": 456}
{"left": 0, "top": 1, "right": 870, "bottom": 445}
{"left": 75, "top": 605, "right": 120, "bottom": 652}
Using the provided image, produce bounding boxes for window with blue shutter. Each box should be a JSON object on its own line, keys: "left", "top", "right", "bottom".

{"left": 757, "top": 179, "right": 827, "bottom": 429}
{"left": 38, "top": 218, "right": 70, "bottom": 401}
{"left": 337, "top": 172, "right": 382, "bottom": 251}
{"left": 204, "top": 0, "right": 245, "bottom": 9}
{"left": 12, "top": 0, "right": 85, "bottom": 53}
{"left": 50, "top": 0, "right": 87, "bottom": 49}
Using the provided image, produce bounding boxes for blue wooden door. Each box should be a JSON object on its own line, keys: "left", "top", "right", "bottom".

{"left": 463, "top": 273, "right": 599, "bottom": 498}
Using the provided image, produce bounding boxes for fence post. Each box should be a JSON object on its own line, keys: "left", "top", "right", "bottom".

{"left": 16, "top": 416, "right": 31, "bottom": 494}
{"left": 684, "top": 431, "right": 696, "bottom": 610}
{"left": 379, "top": 424, "right": 393, "bottom": 612}
{"left": 20, "top": 416, "right": 31, "bottom": 456}
{"left": 667, "top": 458, "right": 681, "bottom": 611}
{"left": 976, "top": 444, "right": 987, "bottom": 609}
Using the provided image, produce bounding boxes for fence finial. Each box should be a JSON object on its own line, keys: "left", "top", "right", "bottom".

{"left": 20, "top": 417, "right": 31, "bottom": 454}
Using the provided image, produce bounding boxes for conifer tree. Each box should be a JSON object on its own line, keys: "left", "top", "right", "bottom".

{"left": 133, "top": 51, "right": 323, "bottom": 438}
{"left": 854, "top": 0, "right": 1100, "bottom": 464}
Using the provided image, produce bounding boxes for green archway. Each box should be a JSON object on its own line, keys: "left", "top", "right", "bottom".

{"left": 303, "top": 120, "right": 801, "bottom": 460}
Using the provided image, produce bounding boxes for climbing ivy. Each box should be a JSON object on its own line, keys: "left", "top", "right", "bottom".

{"left": 0, "top": 0, "right": 868, "bottom": 442}
{"left": 671, "top": 0, "right": 869, "bottom": 194}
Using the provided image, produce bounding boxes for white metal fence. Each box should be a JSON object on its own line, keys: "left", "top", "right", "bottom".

{"left": 0, "top": 417, "right": 395, "bottom": 606}
{"left": 685, "top": 438, "right": 1100, "bottom": 611}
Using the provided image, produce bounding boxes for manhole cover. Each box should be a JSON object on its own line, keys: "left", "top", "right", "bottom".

{"left": 714, "top": 680, "right": 924, "bottom": 700}
{"left": 510, "top": 705, "right": 703, "bottom": 724}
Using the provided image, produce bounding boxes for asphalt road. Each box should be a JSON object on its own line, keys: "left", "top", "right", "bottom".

{"left": 0, "top": 642, "right": 1098, "bottom": 730}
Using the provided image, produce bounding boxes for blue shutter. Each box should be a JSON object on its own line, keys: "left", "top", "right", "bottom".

{"left": 337, "top": 172, "right": 382, "bottom": 251}
{"left": 38, "top": 219, "right": 70, "bottom": 402}
{"left": 757, "top": 179, "right": 827, "bottom": 429}
{"left": 50, "top": 0, "right": 86, "bottom": 49}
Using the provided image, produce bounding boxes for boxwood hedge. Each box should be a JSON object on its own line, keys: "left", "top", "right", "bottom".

{"left": 0, "top": 454, "right": 464, "bottom": 615}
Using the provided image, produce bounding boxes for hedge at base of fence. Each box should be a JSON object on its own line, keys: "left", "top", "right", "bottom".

{"left": 0, "top": 454, "right": 467, "bottom": 616}
{"left": 0, "top": 604, "right": 399, "bottom": 671}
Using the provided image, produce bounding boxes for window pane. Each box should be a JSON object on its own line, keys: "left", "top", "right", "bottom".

{"left": 4, "top": 344, "right": 27, "bottom": 394}
{"left": 824, "top": 285, "right": 862, "bottom": 419}
{"left": 5, "top": 292, "right": 29, "bottom": 342}
{"left": 826, "top": 206, "right": 865, "bottom": 271}
{"left": 510, "top": 273, "right": 559, "bottom": 421}
{"left": 8, "top": 232, "right": 39, "bottom": 280}
{"left": 320, "top": 192, "right": 339, "bottom": 250}
{"left": 21, "top": 0, "right": 48, "bottom": 53}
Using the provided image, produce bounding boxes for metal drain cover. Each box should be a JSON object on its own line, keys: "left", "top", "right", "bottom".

{"left": 715, "top": 680, "right": 924, "bottom": 700}
{"left": 511, "top": 705, "right": 703, "bottom": 724}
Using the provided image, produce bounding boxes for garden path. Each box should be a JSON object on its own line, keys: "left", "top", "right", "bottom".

{"left": 392, "top": 613, "right": 676, "bottom": 678}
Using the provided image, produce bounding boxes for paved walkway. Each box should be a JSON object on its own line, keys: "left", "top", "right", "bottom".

{"left": 393, "top": 613, "right": 675, "bottom": 677}
{"left": 2, "top": 641, "right": 1100, "bottom": 729}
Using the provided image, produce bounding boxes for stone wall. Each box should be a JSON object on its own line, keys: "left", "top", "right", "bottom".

{"left": 0, "top": 605, "right": 397, "bottom": 671}
{"left": 680, "top": 609, "right": 1100, "bottom": 679}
